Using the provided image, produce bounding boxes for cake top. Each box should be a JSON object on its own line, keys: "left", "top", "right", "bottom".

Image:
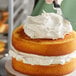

{"left": 23, "top": 11, "right": 73, "bottom": 39}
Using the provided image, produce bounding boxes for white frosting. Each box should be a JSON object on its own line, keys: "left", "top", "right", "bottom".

{"left": 54, "top": 7, "right": 63, "bottom": 15}
{"left": 23, "top": 12, "right": 72, "bottom": 39}
{"left": 53, "top": 0, "right": 63, "bottom": 15}
{"left": 55, "top": 0, "right": 63, "bottom": 5}
{"left": 9, "top": 48, "right": 76, "bottom": 65}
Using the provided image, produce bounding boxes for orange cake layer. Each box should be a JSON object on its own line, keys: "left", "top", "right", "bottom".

{"left": 0, "top": 41, "right": 5, "bottom": 53}
{"left": 12, "top": 58, "right": 76, "bottom": 76}
{"left": 0, "top": 41, "right": 5, "bottom": 48}
{"left": 0, "top": 47, "right": 5, "bottom": 53}
{"left": 12, "top": 26, "right": 76, "bottom": 56}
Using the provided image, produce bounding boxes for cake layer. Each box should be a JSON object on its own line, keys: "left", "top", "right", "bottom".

{"left": 0, "top": 41, "right": 5, "bottom": 53}
{"left": 12, "top": 58, "right": 76, "bottom": 76}
{"left": 0, "top": 47, "right": 5, "bottom": 53}
{"left": 0, "top": 41, "right": 5, "bottom": 48}
{"left": 9, "top": 49, "right": 76, "bottom": 65}
{"left": 12, "top": 26, "right": 76, "bottom": 56}
{"left": 5, "top": 60, "right": 76, "bottom": 76}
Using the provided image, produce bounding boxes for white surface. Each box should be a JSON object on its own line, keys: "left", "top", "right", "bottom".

{"left": 13, "top": 0, "right": 34, "bottom": 27}
{"left": 5, "top": 59, "right": 76, "bottom": 76}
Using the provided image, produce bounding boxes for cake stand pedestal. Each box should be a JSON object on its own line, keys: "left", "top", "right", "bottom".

{"left": 5, "top": 60, "right": 76, "bottom": 76}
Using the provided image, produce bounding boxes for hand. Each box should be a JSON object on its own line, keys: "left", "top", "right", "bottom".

{"left": 45, "top": 0, "right": 54, "bottom": 4}
{"left": 45, "top": 0, "right": 63, "bottom": 5}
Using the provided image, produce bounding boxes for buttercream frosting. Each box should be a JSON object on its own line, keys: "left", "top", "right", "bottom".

{"left": 9, "top": 48, "right": 76, "bottom": 65}
{"left": 23, "top": 12, "right": 72, "bottom": 39}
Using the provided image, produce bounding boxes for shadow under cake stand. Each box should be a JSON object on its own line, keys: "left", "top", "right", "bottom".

{"left": 5, "top": 60, "right": 76, "bottom": 76}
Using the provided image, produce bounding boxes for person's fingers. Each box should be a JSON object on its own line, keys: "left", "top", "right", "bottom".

{"left": 45, "top": 0, "right": 54, "bottom": 4}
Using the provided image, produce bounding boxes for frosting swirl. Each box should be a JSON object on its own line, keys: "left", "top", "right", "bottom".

{"left": 23, "top": 12, "right": 72, "bottom": 39}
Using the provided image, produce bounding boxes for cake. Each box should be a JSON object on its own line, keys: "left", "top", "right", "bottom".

{"left": 0, "top": 11, "right": 8, "bottom": 33}
{"left": 0, "top": 24, "right": 8, "bottom": 33}
{"left": 9, "top": 12, "right": 76, "bottom": 76}
{"left": 0, "top": 41, "right": 5, "bottom": 53}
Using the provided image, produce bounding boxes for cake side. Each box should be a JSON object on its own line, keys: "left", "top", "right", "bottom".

{"left": 12, "top": 58, "right": 76, "bottom": 76}
{"left": 12, "top": 26, "right": 76, "bottom": 56}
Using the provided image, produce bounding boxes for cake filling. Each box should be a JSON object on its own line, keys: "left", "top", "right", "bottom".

{"left": 23, "top": 12, "right": 72, "bottom": 39}
{"left": 9, "top": 48, "right": 76, "bottom": 65}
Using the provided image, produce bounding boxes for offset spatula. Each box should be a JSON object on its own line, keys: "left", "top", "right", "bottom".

{"left": 53, "top": 1, "right": 63, "bottom": 15}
